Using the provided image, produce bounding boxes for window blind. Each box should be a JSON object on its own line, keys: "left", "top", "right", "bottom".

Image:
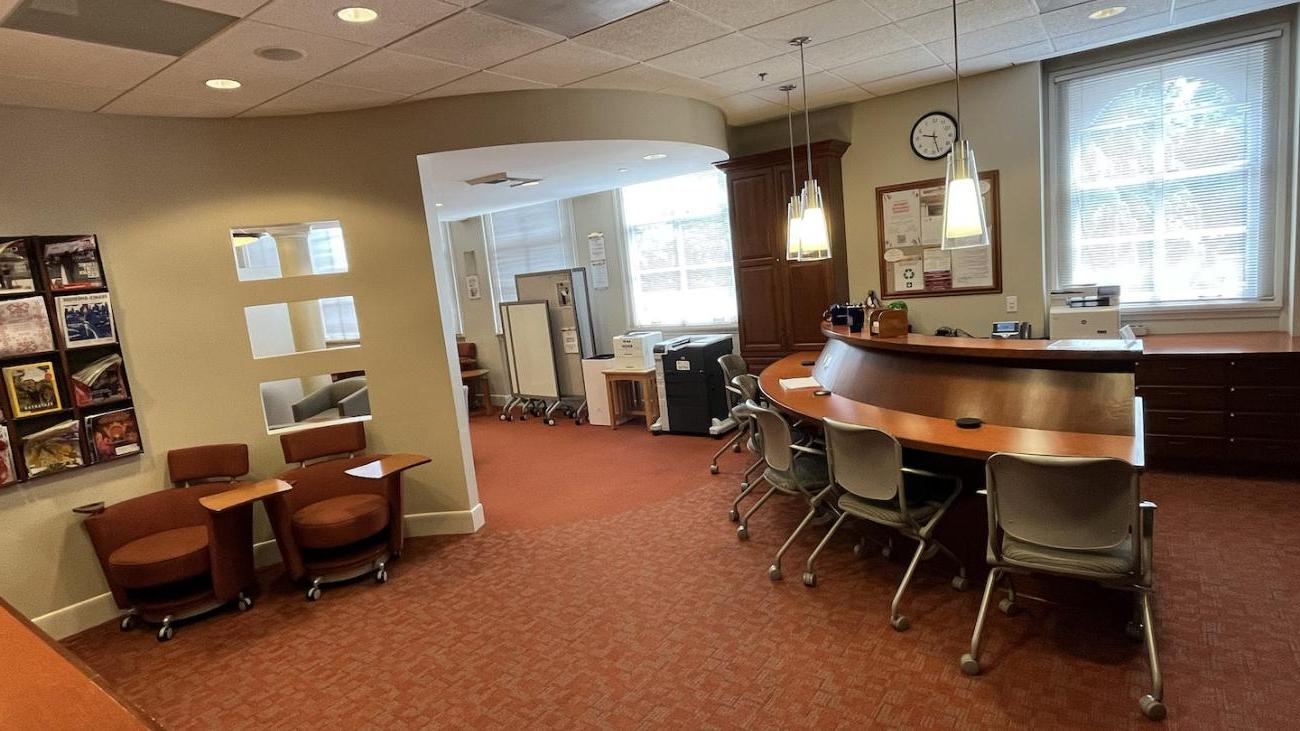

{"left": 1051, "top": 34, "right": 1282, "bottom": 307}
{"left": 318, "top": 296, "right": 360, "bottom": 342}
{"left": 620, "top": 170, "right": 736, "bottom": 328}
{"left": 486, "top": 201, "right": 571, "bottom": 305}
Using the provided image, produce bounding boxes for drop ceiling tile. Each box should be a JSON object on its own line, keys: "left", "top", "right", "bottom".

{"left": 673, "top": 0, "right": 829, "bottom": 30}
{"left": 646, "top": 33, "right": 775, "bottom": 77}
{"left": 867, "top": 0, "right": 972, "bottom": 21}
{"left": 491, "top": 41, "right": 634, "bottom": 86}
{"left": 320, "top": 50, "right": 472, "bottom": 95}
{"left": 951, "top": 39, "right": 1052, "bottom": 74}
{"left": 101, "top": 89, "right": 252, "bottom": 117}
{"left": 805, "top": 84, "right": 872, "bottom": 109}
{"left": 412, "top": 71, "right": 553, "bottom": 99}
{"left": 1039, "top": 0, "right": 1170, "bottom": 37}
{"left": 751, "top": 70, "right": 856, "bottom": 105}
{"left": 0, "top": 28, "right": 173, "bottom": 89}
{"left": 657, "top": 76, "right": 734, "bottom": 101}
{"left": 567, "top": 63, "right": 696, "bottom": 92}
{"left": 252, "top": 0, "right": 460, "bottom": 45}
{"left": 704, "top": 53, "right": 805, "bottom": 92}
{"left": 1047, "top": 9, "right": 1172, "bottom": 52}
{"left": 715, "top": 92, "right": 786, "bottom": 123}
{"left": 801, "top": 25, "right": 922, "bottom": 68}
{"left": 832, "top": 45, "right": 945, "bottom": 85}
{"left": 744, "top": 0, "right": 891, "bottom": 50}
{"left": 571, "top": 3, "right": 729, "bottom": 61}
{"left": 859, "top": 64, "right": 952, "bottom": 95}
{"left": 390, "top": 10, "right": 561, "bottom": 68}
{"left": 1173, "top": 0, "right": 1294, "bottom": 24}
{"left": 249, "top": 80, "right": 407, "bottom": 114}
{"left": 898, "top": 0, "right": 1040, "bottom": 44}
{"left": 130, "top": 56, "right": 302, "bottom": 104}
{"left": 0, "top": 73, "right": 120, "bottom": 112}
{"left": 165, "top": 0, "right": 266, "bottom": 16}
{"left": 925, "top": 17, "right": 1049, "bottom": 61}
{"left": 474, "top": 0, "right": 667, "bottom": 38}
{"left": 183, "top": 20, "right": 373, "bottom": 81}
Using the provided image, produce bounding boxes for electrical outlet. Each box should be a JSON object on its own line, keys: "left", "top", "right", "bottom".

{"left": 1005, "top": 295, "right": 1018, "bottom": 313}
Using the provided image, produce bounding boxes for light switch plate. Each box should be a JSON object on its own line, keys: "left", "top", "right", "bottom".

{"left": 1005, "top": 295, "right": 1018, "bottom": 313}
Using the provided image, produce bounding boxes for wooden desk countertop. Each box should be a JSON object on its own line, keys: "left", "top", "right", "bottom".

{"left": 0, "top": 597, "right": 158, "bottom": 729}
{"left": 1139, "top": 331, "right": 1300, "bottom": 356}
{"left": 823, "top": 325, "right": 1143, "bottom": 362}
{"left": 761, "top": 352, "right": 1144, "bottom": 466}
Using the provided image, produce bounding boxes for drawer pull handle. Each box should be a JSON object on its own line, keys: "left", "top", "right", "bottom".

{"left": 1166, "top": 416, "right": 1189, "bottom": 422}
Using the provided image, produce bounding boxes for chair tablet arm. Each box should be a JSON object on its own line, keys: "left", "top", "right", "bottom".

{"left": 199, "top": 479, "right": 294, "bottom": 513}
{"left": 344, "top": 453, "right": 432, "bottom": 480}
{"left": 72, "top": 501, "right": 106, "bottom": 515}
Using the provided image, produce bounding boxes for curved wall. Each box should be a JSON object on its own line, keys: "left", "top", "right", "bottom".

{"left": 0, "top": 89, "right": 727, "bottom": 631}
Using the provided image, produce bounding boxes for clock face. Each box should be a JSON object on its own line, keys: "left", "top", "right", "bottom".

{"left": 911, "top": 112, "right": 958, "bottom": 160}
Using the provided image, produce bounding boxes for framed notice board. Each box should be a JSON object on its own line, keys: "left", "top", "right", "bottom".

{"left": 875, "top": 170, "right": 1001, "bottom": 299}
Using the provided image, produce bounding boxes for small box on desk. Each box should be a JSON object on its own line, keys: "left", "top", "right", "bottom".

{"left": 869, "top": 309, "right": 908, "bottom": 338}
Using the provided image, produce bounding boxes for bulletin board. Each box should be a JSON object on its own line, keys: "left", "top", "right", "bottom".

{"left": 875, "top": 170, "right": 1001, "bottom": 299}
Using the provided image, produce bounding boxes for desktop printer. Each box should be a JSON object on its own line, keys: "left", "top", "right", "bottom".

{"left": 1049, "top": 285, "right": 1122, "bottom": 339}
{"left": 609, "top": 331, "right": 663, "bottom": 370}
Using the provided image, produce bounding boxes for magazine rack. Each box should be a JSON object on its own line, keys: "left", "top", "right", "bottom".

{"left": 0, "top": 234, "right": 141, "bottom": 487}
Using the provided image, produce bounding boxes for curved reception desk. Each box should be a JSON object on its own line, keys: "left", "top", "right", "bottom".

{"left": 760, "top": 326, "right": 1144, "bottom": 465}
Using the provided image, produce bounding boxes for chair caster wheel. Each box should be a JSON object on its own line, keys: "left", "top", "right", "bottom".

{"left": 545, "top": 418, "right": 556, "bottom": 426}
{"left": 1125, "top": 620, "right": 1144, "bottom": 642}
{"left": 1139, "top": 695, "right": 1167, "bottom": 721}
{"left": 881, "top": 545, "right": 892, "bottom": 560}
{"left": 852, "top": 542, "right": 868, "bottom": 559}
{"left": 119, "top": 615, "right": 134, "bottom": 631}
{"left": 801, "top": 571, "right": 817, "bottom": 587}
{"left": 767, "top": 565, "right": 782, "bottom": 581}
{"left": 306, "top": 586, "right": 322, "bottom": 602}
{"left": 710, "top": 465, "right": 719, "bottom": 475}
{"left": 499, "top": 414, "right": 509, "bottom": 422}
{"left": 732, "top": 444, "right": 742, "bottom": 453}
{"left": 157, "top": 625, "right": 174, "bottom": 643}
{"left": 574, "top": 418, "right": 585, "bottom": 426}
{"left": 890, "top": 615, "right": 911, "bottom": 631}
{"left": 739, "top": 481, "right": 749, "bottom": 491}
{"left": 736, "top": 525, "right": 749, "bottom": 541}
{"left": 951, "top": 576, "right": 971, "bottom": 591}
{"left": 960, "top": 654, "right": 981, "bottom": 676}
{"left": 237, "top": 594, "right": 253, "bottom": 611}
{"left": 376, "top": 568, "right": 388, "bottom": 583}
{"left": 728, "top": 509, "right": 739, "bottom": 522}
{"left": 998, "top": 598, "right": 1020, "bottom": 616}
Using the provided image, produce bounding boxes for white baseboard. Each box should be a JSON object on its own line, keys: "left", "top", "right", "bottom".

{"left": 405, "top": 502, "right": 485, "bottom": 535}
{"left": 33, "top": 591, "right": 121, "bottom": 641}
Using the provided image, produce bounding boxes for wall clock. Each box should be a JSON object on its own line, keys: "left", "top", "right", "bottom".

{"left": 910, "top": 111, "right": 958, "bottom": 160}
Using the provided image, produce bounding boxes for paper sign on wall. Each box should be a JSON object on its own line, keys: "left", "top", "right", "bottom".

{"left": 465, "top": 274, "right": 481, "bottom": 300}
{"left": 893, "top": 257, "right": 924, "bottom": 292}
{"left": 587, "top": 232, "right": 606, "bottom": 262}
{"left": 561, "top": 327, "right": 580, "bottom": 354}
{"left": 591, "top": 261, "right": 609, "bottom": 290}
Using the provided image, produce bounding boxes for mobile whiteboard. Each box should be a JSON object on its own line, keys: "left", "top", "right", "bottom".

{"left": 501, "top": 300, "right": 559, "bottom": 399}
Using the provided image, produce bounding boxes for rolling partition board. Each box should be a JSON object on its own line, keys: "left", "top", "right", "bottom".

{"left": 501, "top": 300, "right": 560, "bottom": 399}
{"left": 514, "top": 268, "right": 595, "bottom": 399}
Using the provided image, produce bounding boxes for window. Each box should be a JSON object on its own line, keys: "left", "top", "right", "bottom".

{"left": 319, "top": 296, "right": 360, "bottom": 343}
{"left": 1049, "top": 32, "right": 1285, "bottom": 310}
{"left": 620, "top": 170, "right": 736, "bottom": 328}
{"left": 307, "top": 224, "right": 349, "bottom": 275}
{"left": 485, "top": 200, "right": 572, "bottom": 306}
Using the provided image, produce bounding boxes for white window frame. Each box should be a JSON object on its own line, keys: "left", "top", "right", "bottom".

{"left": 1044, "top": 25, "right": 1293, "bottom": 319}
{"left": 481, "top": 200, "right": 576, "bottom": 333}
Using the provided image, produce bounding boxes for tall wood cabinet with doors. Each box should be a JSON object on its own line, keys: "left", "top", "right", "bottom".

{"left": 715, "top": 141, "right": 850, "bottom": 371}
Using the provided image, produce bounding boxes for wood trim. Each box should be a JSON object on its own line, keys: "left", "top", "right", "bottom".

{"left": 713, "top": 139, "right": 849, "bottom": 172}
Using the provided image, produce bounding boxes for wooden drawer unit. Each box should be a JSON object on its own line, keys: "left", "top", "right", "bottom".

{"left": 1228, "top": 358, "right": 1300, "bottom": 386}
{"left": 1229, "top": 386, "right": 1300, "bottom": 412}
{"left": 1227, "top": 411, "right": 1300, "bottom": 439}
{"left": 1145, "top": 435, "right": 1226, "bottom": 461}
{"left": 1136, "top": 357, "right": 1227, "bottom": 385}
{"left": 1145, "top": 410, "right": 1224, "bottom": 436}
{"left": 1227, "top": 437, "right": 1300, "bottom": 464}
{"left": 1136, "top": 385, "right": 1226, "bottom": 411}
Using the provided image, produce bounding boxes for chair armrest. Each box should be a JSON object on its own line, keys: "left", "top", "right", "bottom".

{"left": 790, "top": 443, "right": 826, "bottom": 457}
{"left": 1140, "top": 500, "right": 1158, "bottom": 510}
{"left": 344, "top": 453, "right": 431, "bottom": 480}
{"left": 976, "top": 489, "right": 988, "bottom": 496}
{"left": 292, "top": 388, "right": 333, "bottom": 422}
{"left": 901, "top": 466, "right": 961, "bottom": 483}
{"left": 339, "top": 387, "right": 370, "bottom": 419}
{"left": 199, "top": 479, "right": 294, "bottom": 513}
{"left": 72, "top": 502, "right": 105, "bottom": 515}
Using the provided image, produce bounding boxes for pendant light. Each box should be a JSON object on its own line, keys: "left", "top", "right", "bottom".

{"left": 781, "top": 83, "right": 804, "bottom": 259}
{"left": 940, "top": 0, "right": 990, "bottom": 250}
{"left": 789, "top": 36, "right": 831, "bottom": 261}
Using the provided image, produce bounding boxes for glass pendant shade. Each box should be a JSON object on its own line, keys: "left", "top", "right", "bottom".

{"left": 941, "top": 139, "right": 989, "bottom": 250}
{"left": 786, "top": 194, "right": 804, "bottom": 259}
{"left": 797, "top": 179, "right": 831, "bottom": 260}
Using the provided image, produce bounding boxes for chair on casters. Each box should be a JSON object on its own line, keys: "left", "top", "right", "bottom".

{"left": 802, "top": 418, "right": 968, "bottom": 631}
{"left": 266, "top": 422, "right": 430, "bottom": 601}
{"left": 75, "top": 444, "right": 285, "bottom": 642}
{"left": 709, "top": 354, "right": 749, "bottom": 475}
{"left": 730, "top": 400, "right": 830, "bottom": 554}
{"left": 728, "top": 373, "right": 767, "bottom": 493}
{"left": 960, "top": 453, "right": 1165, "bottom": 721}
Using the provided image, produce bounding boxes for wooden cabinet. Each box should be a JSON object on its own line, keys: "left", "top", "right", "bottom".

{"left": 716, "top": 141, "right": 849, "bottom": 371}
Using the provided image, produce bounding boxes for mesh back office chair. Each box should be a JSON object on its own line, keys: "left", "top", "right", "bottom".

{"left": 960, "top": 453, "right": 1165, "bottom": 721}
{"left": 803, "top": 418, "right": 969, "bottom": 631}
{"left": 709, "top": 354, "right": 750, "bottom": 475}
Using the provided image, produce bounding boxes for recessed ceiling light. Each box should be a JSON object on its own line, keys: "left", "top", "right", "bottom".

{"left": 1088, "top": 6, "right": 1126, "bottom": 19}
{"left": 435, "top": 203, "right": 444, "bottom": 207}
{"left": 255, "top": 46, "right": 305, "bottom": 62}
{"left": 642, "top": 153, "right": 667, "bottom": 160}
{"left": 336, "top": 6, "right": 379, "bottom": 23}
{"left": 205, "top": 78, "right": 241, "bottom": 90}
{"left": 617, "top": 168, "right": 630, "bottom": 173}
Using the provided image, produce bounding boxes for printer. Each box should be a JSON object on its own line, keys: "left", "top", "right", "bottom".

{"left": 609, "top": 331, "right": 663, "bottom": 370}
{"left": 1049, "top": 285, "right": 1121, "bottom": 339}
{"left": 651, "top": 334, "right": 733, "bottom": 436}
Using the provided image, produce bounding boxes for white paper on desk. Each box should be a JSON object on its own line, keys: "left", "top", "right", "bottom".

{"left": 778, "top": 376, "right": 822, "bottom": 390}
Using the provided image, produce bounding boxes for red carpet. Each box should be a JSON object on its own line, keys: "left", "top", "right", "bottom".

{"left": 63, "top": 416, "right": 1300, "bottom": 729}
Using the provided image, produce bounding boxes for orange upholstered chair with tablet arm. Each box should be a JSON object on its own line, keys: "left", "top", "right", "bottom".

{"left": 75, "top": 444, "right": 291, "bottom": 642}
{"left": 266, "top": 421, "right": 430, "bottom": 601}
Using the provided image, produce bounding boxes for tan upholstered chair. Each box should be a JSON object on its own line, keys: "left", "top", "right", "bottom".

{"left": 266, "top": 422, "right": 429, "bottom": 601}
{"left": 76, "top": 444, "right": 260, "bottom": 642}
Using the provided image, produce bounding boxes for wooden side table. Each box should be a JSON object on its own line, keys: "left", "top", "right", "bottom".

{"left": 603, "top": 368, "right": 659, "bottom": 432}
{"left": 461, "top": 368, "right": 493, "bottom": 416}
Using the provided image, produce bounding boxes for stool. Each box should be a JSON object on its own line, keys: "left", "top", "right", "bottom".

{"left": 603, "top": 368, "right": 659, "bottom": 432}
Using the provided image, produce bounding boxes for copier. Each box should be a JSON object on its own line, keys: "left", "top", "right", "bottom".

{"left": 1049, "top": 285, "right": 1122, "bottom": 339}
{"left": 651, "top": 334, "right": 733, "bottom": 436}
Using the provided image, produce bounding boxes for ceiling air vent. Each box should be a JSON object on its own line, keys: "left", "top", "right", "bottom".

{"left": 2, "top": 0, "right": 236, "bottom": 56}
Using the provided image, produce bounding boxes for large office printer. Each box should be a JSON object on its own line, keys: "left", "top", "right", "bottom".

{"left": 1049, "top": 285, "right": 1122, "bottom": 339}
{"left": 651, "top": 334, "right": 733, "bottom": 436}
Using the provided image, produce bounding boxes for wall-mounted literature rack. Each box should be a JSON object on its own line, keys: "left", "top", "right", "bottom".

{"left": 0, "top": 235, "right": 141, "bottom": 488}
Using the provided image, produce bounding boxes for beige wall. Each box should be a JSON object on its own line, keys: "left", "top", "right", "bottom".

{"left": 0, "top": 89, "right": 727, "bottom": 629}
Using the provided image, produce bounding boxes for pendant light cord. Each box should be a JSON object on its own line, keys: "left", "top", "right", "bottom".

{"left": 798, "top": 39, "right": 813, "bottom": 181}
{"left": 784, "top": 86, "right": 797, "bottom": 196}
{"left": 951, "top": 0, "right": 961, "bottom": 129}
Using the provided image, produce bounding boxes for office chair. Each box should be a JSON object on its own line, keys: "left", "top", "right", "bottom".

{"left": 801, "top": 419, "right": 968, "bottom": 631}
{"left": 266, "top": 422, "right": 429, "bottom": 601}
{"left": 291, "top": 375, "right": 369, "bottom": 422}
{"left": 729, "top": 373, "right": 768, "bottom": 494}
{"left": 960, "top": 453, "right": 1165, "bottom": 721}
{"left": 74, "top": 444, "right": 262, "bottom": 641}
{"left": 709, "top": 354, "right": 749, "bottom": 475}
{"left": 730, "top": 401, "right": 831, "bottom": 562}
